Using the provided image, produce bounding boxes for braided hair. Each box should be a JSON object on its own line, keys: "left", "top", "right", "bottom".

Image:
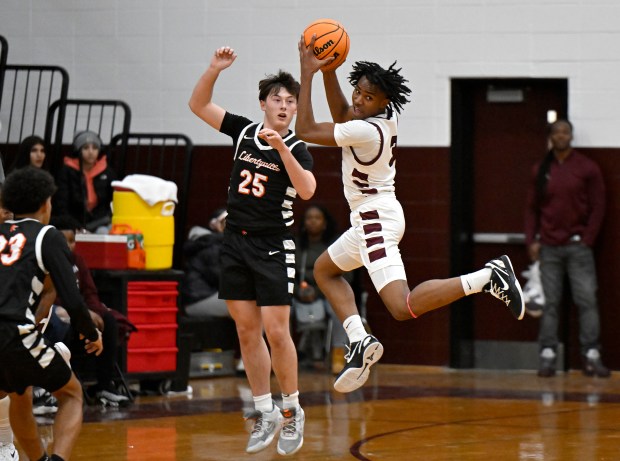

{"left": 348, "top": 61, "right": 412, "bottom": 114}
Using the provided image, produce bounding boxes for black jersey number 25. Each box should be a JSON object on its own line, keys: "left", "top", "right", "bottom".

{"left": 238, "top": 169, "right": 268, "bottom": 197}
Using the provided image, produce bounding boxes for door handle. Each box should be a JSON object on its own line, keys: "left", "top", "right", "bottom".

{"left": 472, "top": 233, "right": 525, "bottom": 244}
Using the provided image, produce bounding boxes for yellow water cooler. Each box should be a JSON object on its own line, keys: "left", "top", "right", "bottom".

{"left": 112, "top": 189, "right": 176, "bottom": 270}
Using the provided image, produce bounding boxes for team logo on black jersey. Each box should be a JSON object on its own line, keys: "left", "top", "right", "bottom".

{"left": 239, "top": 151, "right": 281, "bottom": 171}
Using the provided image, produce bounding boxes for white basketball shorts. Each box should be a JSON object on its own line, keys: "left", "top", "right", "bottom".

{"left": 328, "top": 196, "right": 407, "bottom": 292}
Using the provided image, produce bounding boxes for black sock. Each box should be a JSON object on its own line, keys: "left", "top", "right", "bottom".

{"left": 51, "top": 455, "right": 65, "bottom": 461}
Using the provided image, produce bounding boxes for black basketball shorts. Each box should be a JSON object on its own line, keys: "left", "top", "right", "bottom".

{"left": 219, "top": 230, "right": 295, "bottom": 307}
{"left": 0, "top": 323, "right": 72, "bottom": 395}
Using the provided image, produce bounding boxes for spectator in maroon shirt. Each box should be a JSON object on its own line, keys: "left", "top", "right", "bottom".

{"left": 525, "top": 119, "right": 609, "bottom": 378}
{"left": 46, "top": 215, "right": 137, "bottom": 406}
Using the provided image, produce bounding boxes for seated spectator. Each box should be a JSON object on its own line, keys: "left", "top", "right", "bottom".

{"left": 180, "top": 208, "right": 244, "bottom": 372}
{"left": 294, "top": 205, "right": 361, "bottom": 372}
{"left": 53, "top": 131, "right": 116, "bottom": 233}
{"left": 180, "top": 208, "right": 229, "bottom": 318}
{"left": 10, "top": 134, "right": 48, "bottom": 171}
{"left": 46, "top": 215, "right": 136, "bottom": 406}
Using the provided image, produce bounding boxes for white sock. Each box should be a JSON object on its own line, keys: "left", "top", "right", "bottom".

{"left": 0, "top": 397, "right": 12, "bottom": 445}
{"left": 461, "top": 268, "right": 492, "bottom": 295}
{"left": 281, "top": 390, "right": 299, "bottom": 410}
{"left": 253, "top": 393, "right": 273, "bottom": 413}
{"left": 586, "top": 349, "right": 600, "bottom": 360}
{"left": 343, "top": 314, "right": 367, "bottom": 343}
{"left": 541, "top": 348, "right": 556, "bottom": 359}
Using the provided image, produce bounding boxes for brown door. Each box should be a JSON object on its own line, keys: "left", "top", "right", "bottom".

{"left": 450, "top": 78, "right": 568, "bottom": 368}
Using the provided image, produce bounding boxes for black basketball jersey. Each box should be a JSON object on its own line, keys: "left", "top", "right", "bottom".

{"left": 0, "top": 218, "right": 97, "bottom": 340}
{"left": 220, "top": 112, "right": 313, "bottom": 234}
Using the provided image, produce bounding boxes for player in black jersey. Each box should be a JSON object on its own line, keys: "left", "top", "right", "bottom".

{"left": 0, "top": 167, "right": 103, "bottom": 461}
{"left": 189, "top": 46, "right": 316, "bottom": 456}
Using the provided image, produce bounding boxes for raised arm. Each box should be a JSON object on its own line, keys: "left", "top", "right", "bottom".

{"left": 188, "top": 46, "right": 237, "bottom": 131}
{"left": 322, "top": 68, "right": 352, "bottom": 123}
{"left": 295, "top": 35, "right": 339, "bottom": 147}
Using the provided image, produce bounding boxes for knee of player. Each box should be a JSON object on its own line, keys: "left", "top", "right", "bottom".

{"left": 265, "top": 328, "right": 291, "bottom": 349}
{"left": 235, "top": 323, "right": 263, "bottom": 344}
{"left": 385, "top": 302, "right": 412, "bottom": 322}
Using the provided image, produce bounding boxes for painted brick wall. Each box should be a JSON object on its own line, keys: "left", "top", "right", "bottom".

{"left": 2, "top": 1, "right": 620, "bottom": 147}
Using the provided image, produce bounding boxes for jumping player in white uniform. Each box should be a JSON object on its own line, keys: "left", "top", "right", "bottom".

{"left": 189, "top": 46, "right": 316, "bottom": 456}
{"left": 296, "top": 35, "right": 525, "bottom": 393}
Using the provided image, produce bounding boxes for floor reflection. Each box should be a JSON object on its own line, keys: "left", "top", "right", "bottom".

{"left": 31, "top": 365, "right": 620, "bottom": 460}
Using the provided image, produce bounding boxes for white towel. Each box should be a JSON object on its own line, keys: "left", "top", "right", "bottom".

{"left": 111, "top": 174, "right": 178, "bottom": 206}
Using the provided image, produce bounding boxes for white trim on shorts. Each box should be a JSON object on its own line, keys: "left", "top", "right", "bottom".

{"left": 328, "top": 196, "right": 407, "bottom": 292}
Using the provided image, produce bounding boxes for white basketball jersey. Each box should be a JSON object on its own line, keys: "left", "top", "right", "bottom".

{"left": 334, "top": 109, "right": 398, "bottom": 210}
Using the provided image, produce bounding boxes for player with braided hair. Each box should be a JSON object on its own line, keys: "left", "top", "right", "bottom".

{"left": 347, "top": 60, "right": 411, "bottom": 114}
{"left": 297, "top": 35, "right": 525, "bottom": 393}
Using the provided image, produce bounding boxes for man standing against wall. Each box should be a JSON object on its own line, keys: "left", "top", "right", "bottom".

{"left": 525, "top": 119, "right": 609, "bottom": 378}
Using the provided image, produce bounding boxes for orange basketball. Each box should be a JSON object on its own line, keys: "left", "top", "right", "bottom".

{"left": 303, "top": 19, "right": 350, "bottom": 71}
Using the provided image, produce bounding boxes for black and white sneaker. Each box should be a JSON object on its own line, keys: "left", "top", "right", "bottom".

{"left": 334, "top": 334, "right": 383, "bottom": 393}
{"left": 96, "top": 389, "right": 131, "bottom": 408}
{"left": 33, "top": 387, "right": 58, "bottom": 415}
{"left": 484, "top": 255, "right": 525, "bottom": 320}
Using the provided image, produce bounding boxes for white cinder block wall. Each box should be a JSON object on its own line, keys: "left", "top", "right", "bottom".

{"left": 2, "top": 0, "right": 619, "bottom": 147}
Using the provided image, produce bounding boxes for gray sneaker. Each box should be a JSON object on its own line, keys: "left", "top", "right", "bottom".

{"left": 245, "top": 403, "right": 282, "bottom": 453}
{"left": 277, "top": 406, "right": 305, "bottom": 456}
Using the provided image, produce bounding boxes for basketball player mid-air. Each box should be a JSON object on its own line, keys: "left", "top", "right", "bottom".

{"left": 296, "top": 34, "right": 525, "bottom": 394}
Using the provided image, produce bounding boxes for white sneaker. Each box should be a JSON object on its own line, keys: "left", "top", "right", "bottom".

{"left": 0, "top": 442, "right": 18, "bottom": 461}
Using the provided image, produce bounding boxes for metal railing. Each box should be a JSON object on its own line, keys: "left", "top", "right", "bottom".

{"left": 0, "top": 65, "right": 69, "bottom": 147}
{"left": 45, "top": 98, "right": 131, "bottom": 174}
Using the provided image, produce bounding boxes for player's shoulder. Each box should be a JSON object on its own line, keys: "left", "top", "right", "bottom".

{"left": 4, "top": 218, "right": 44, "bottom": 234}
{"left": 222, "top": 112, "right": 256, "bottom": 137}
{"left": 286, "top": 132, "right": 307, "bottom": 150}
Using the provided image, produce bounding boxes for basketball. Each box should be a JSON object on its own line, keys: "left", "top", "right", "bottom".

{"left": 303, "top": 19, "right": 350, "bottom": 71}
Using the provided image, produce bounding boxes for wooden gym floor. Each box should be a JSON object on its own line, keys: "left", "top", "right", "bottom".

{"left": 29, "top": 364, "right": 620, "bottom": 460}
